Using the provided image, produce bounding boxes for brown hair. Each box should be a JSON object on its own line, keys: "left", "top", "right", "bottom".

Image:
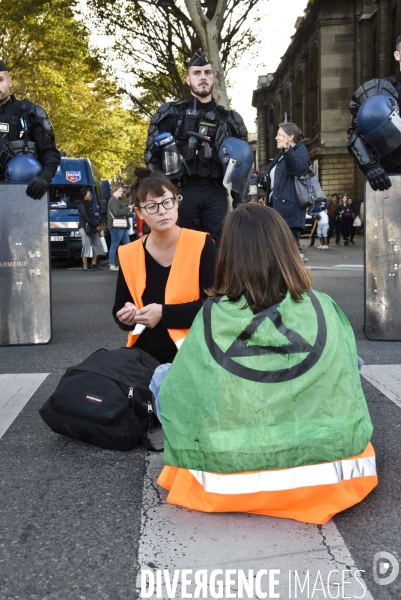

{"left": 209, "top": 204, "right": 312, "bottom": 310}
{"left": 130, "top": 167, "right": 178, "bottom": 207}
{"left": 278, "top": 122, "right": 303, "bottom": 143}
{"left": 111, "top": 182, "right": 123, "bottom": 194}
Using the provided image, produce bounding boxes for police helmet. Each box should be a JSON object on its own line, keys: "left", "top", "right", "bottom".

{"left": 358, "top": 95, "right": 401, "bottom": 156}
{"left": 5, "top": 155, "right": 43, "bottom": 182}
{"left": 218, "top": 137, "right": 254, "bottom": 195}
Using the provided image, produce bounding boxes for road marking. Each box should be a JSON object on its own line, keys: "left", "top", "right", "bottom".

{"left": 136, "top": 453, "right": 373, "bottom": 599}
{"left": 0, "top": 373, "right": 49, "bottom": 438}
{"left": 361, "top": 364, "right": 401, "bottom": 409}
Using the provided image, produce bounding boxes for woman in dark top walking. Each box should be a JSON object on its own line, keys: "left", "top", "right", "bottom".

{"left": 336, "top": 194, "right": 355, "bottom": 246}
{"left": 268, "top": 122, "right": 310, "bottom": 258}
{"left": 112, "top": 168, "right": 217, "bottom": 364}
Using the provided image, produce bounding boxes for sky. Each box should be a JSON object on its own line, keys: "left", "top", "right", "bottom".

{"left": 226, "top": 0, "right": 309, "bottom": 131}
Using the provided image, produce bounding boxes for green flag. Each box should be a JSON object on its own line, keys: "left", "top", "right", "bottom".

{"left": 159, "top": 291, "right": 373, "bottom": 473}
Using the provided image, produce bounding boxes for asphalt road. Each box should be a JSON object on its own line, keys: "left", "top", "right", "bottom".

{"left": 0, "top": 238, "right": 400, "bottom": 600}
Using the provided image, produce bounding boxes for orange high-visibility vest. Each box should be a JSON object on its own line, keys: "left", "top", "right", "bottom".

{"left": 118, "top": 228, "right": 208, "bottom": 349}
{"left": 157, "top": 442, "right": 377, "bottom": 525}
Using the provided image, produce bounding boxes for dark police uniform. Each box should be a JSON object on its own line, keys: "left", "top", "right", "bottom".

{"left": 347, "top": 71, "right": 401, "bottom": 190}
{"left": 0, "top": 60, "right": 60, "bottom": 199}
{"left": 144, "top": 51, "right": 247, "bottom": 243}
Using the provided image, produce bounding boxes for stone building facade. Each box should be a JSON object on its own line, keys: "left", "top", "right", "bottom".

{"left": 252, "top": 0, "right": 401, "bottom": 202}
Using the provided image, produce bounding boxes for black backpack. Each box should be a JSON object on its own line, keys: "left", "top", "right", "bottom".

{"left": 39, "top": 347, "right": 160, "bottom": 451}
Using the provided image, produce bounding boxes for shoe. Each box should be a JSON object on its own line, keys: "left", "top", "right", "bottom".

{"left": 336, "top": 242, "right": 340, "bottom": 245}
{"left": 110, "top": 265, "right": 119, "bottom": 271}
{"left": 300, "top": 253, "right": 309, "bottom": 263}
{"left": 350, "top": 240, "right": 355, "bottom": 244}
{"left": 344, "top": 240, "right": 349, "bottom": 246}
{"left": 91, "top": 264, "right": 103, "bottom": 270}
{"left": 322, "top": 245, "right": 328, "bottom": 249}
{"left": 83, "top": 266, "right": 93, "bottom": 271}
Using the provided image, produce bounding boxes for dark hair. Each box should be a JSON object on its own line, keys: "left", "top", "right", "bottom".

{"left": 130, "top": 167, "right": 178, "bottom": 207}
{"left": 331, "top": 193, "right": 338, "bottom": 198}
{"left": 78, "top": 186, "right": 91, "bottom": 200}
{"left": 396, "top": 34, "right": 401, "bottom": 51}
{"left": 209, "top": 204, "right": 312, "bottom": 310}
{"left": 278, "top": 122, "right": 303, "bottom": 142}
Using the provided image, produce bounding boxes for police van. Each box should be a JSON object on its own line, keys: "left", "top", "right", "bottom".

{"left": 49, "top": 157, "right": 110, "bottom": 259}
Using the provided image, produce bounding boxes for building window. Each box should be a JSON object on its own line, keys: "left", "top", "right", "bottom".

{"left": 295, "top": 71, "right": 304, "bottom": 132}
{"left": 310, "top": 49, "right": 319, "bottom": 138}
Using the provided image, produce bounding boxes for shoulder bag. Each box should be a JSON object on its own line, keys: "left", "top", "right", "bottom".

{"left": 109, "top": 209, "right": 128, "bottom": 228}
{"left": 294, "top": 162, "right": 326, "bottom": 208}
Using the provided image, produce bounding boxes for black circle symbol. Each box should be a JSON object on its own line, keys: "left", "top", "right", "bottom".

{"left": 203, "top": 292, "right": 327, "bottom": 383}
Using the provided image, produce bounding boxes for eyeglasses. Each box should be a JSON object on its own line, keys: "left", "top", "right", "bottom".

{"left": 140, "top": 197, "right": 176, "bottom": 215}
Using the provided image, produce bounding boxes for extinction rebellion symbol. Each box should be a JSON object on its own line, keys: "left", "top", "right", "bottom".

{"left": 203, "top": 292, "right": 327, "bottom": 383}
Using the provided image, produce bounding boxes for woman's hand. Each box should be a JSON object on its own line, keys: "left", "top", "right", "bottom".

{"left": 134, "top": 304, "right": 162, "bottom": 329}
{"left": 116, "top": 302, "right": 138, "bottom": 326}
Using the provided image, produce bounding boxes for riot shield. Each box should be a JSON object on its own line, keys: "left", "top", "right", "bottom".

{"left": 0, "top": 183, "right": 51, "bottom": 345}
{"left": 365, "top": 175, "right": 401, "bottom": 340}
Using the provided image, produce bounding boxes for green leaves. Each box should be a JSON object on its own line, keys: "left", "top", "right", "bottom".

{"left": 0, "top": 0, "right": 148, "bottom": 180}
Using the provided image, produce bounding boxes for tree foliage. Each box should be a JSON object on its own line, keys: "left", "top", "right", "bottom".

{"left": 84, "top": 0, "right": 265, "bottom": 111}
{"left": 0, "top": 0, "right": 147, "bottom": 179}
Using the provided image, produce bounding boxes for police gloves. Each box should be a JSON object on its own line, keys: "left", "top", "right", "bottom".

{"left": 364, "top": 164, "right": 392, "bottom": 192}
{"left": 26, "top": 176, "right": 49, "bottom": 200}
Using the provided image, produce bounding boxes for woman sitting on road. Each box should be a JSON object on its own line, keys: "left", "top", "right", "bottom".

{"left": 112, "top": 167, "right": 217, "bottom": 364}
{"left": 157, "top": 203, "right": 377, "bottom": 524}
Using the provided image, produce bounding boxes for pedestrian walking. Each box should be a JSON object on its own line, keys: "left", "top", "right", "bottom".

{"left": 107, "top": 183, "right": 133, "bottom": 271}
{"left": 78, "top": 187, "right": 104, "bottom": 271}
{"left": 327, "top": 193, "right": 340, "bottom": 245}
{"left": 268, "top": 122, "right": 310, "bottom": 261}
{"left": 336, "top": 194, "right": 355, "bottom": 246}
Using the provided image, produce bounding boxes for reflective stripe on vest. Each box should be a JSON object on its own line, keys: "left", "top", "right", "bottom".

{"left": 189, "top": 453, "right": 376, "bottom": 494}
{"left": 157, "top": 443, "right": 378, "bottom": 524}
{"left": 118, "top": 228, "right": 207, "bottom": 348}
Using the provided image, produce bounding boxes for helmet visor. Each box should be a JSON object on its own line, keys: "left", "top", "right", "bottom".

{"left": 364, "top": 111, "right": 401, "bottom": 156}
{"left": 223, "top": 158, "right": 252, "bottom": 195}
{"left": 161, "top": 150, "right": 181, "bottom": 176}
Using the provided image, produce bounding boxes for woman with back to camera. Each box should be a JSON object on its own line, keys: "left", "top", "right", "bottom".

{"left": 268, "top": 122, "right": 310, "bottom": 260}
{"left": 157, "top": 204, "right": 377, "bottom": 524}
{"left": 112, "top": 167, "right": 217, "bottom": 364}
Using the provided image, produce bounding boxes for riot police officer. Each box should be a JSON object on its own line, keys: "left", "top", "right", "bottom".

{"left": 144, "top": 50, "right": 248, "bottom": 243}
{"left": 0, "top": 60, "right": 60, "bottom": 199}
{"left": 347, "top": 34, "right": 401, "bottom": 191}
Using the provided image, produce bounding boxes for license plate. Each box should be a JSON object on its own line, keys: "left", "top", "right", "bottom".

{"left": 50, "top": 236, "right": 64, "bottom": 241}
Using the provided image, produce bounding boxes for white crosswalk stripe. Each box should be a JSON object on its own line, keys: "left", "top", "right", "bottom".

{"left": 2, "top": 369, "right": 397, "bottom": 600}
{"left": 361, "top": 364, "right": 401, "bottom": 409}
{"left": 0, "top": 373, "right": 49, "bottom": 438}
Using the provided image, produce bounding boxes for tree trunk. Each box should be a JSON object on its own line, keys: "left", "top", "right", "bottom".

{"left": 184, "top": 0, "right": 230, "bottom": 108}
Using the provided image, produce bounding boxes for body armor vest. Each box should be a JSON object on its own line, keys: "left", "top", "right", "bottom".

{"left": 0, "top": 101, "right": 37, "bottom": 173}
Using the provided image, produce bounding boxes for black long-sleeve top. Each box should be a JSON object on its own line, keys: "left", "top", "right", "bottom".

{"left": 112, "top": 234, "right": 217, "bottom": 363}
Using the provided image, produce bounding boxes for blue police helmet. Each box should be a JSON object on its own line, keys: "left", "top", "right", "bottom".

{"left": 358, "top": 95, "right": 401, "bottom": 156}
{"left": 218, "top": 137, "right": 254, "bottom": 195}
{"left": 5, "top": 155, "right": 43, "bottom": 183}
